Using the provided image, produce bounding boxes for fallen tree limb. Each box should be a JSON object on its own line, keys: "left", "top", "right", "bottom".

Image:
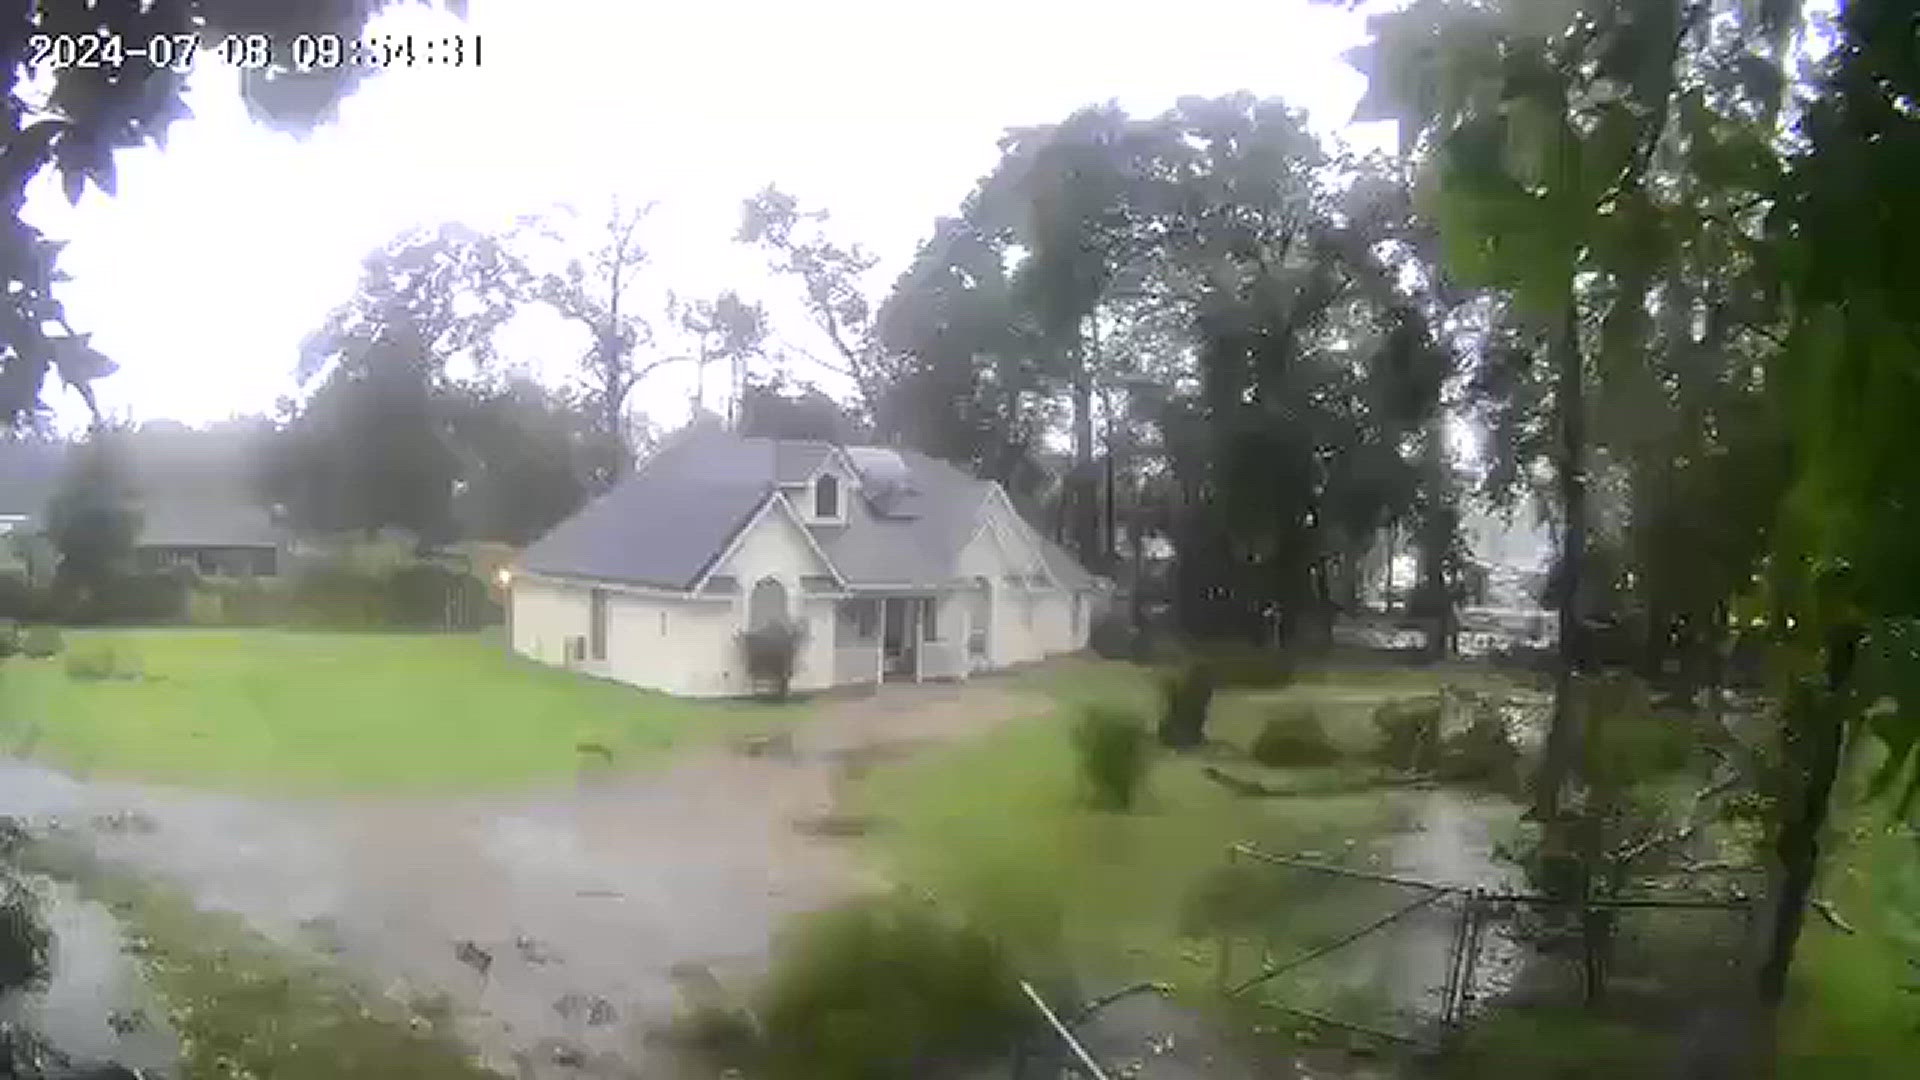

{"left": 1201, "top": 766, "right": 1434, "bottom": 798}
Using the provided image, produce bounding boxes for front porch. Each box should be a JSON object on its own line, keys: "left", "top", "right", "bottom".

{"left": 828, "top": 590, "right": 986, "bottom": 688}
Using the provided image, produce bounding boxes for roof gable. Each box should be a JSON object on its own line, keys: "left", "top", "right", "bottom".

{"left": 515, "top": 427, "right": 1098, "bottom": 593}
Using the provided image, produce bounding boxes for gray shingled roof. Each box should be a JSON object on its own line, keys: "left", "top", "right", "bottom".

{"left": 0, "top": 435, "right": 282, "bottom": 549}
{"left": 517, "top": 427, "right": 1101, "bottom": 593}
{"left": 137, "top": 498, "right": 284, "bottom": 549}
{"left": 516, "top": 426, "right": 774, "bottom": 589}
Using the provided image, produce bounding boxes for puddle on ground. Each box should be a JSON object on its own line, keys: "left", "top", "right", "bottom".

{"left": 1251, "top": 788, "right": 1529, "bottom": 1037}
{"left": 0, "top": 876, "right": 181, "bottom": 1076}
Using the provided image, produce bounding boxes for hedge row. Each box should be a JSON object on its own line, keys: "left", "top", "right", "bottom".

{"left": 0, "top": 563, "right": 501, "bottom": 630}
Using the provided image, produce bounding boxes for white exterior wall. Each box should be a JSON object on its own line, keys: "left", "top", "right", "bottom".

{"left": 509, "top": 576, "right": 588, "bottom": 666}
{"left": 511, "top": 481, "right": 1099, "bottom": 697}
{"left": 510, "top": 574, "right": 736, "bottom": 697}
{"left": 708, "top": 498, "right": 839, "bottom": 694}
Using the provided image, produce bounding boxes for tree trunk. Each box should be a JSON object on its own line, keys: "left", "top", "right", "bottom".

{"left": 1536, "top": 299, "right": 1588, "bottom": 823}
{"left": 1130, "top": 482, "right": 1149, "bottom": 661}
{"left": 1759, "top": 626, "right": 1860, "bottom": 1002}
{"left": 1104, "top": 446, "right": 1117, "bottom": 570}
{"left": 1420, "top": 414, "right": 1454, "bottom": 661}
{"left": 1070, "top": 338, "right": 1099, "bottom": 572}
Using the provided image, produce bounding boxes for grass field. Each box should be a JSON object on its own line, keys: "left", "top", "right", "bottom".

{"left": 855, "top": 659, "right": 1495, "bottom": 997}
{"left": 0, "top": 629, "right": 805, "bottom": 792}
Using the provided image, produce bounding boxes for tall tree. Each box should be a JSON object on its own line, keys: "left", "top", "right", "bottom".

{"left": 1754, "top": 0, "right": 1920, "bottom": 1001}
{"left": 667, "top": 289, "right": 767, "bottom": 425}
{"left": 737, "top": 377, "right": 864, "bottom": 443}
{"left": 524, "top": 200, "right": 670, "bottom": 486}
{"left": 284, "top": 223, "right": 523, "bottom": 541}
{"left": 1345, "top": 0, "right": 1741, "bottom": 819}
{"left": 737, "top": 187, "right": 901, "bottom": 424}
{"left": 444, "top": 376, "right": 597, "bottom": 545}
{"left": 0, "top": 1, "right": 469, "bottom": 428}
{"left": 44, "top": 425, "right": 140, "bottom": 609}
{"left": 873, "top": 212, "right": 1048, "bottom": 485}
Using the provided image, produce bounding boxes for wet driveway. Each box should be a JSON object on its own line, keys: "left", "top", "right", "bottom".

{"left": 0, "top": 681, "right": 1051, "bottom": 1078}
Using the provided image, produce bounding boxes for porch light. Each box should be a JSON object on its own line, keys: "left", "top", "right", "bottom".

{"left": 495, "top": 567, "right": 513, "bottom": 589}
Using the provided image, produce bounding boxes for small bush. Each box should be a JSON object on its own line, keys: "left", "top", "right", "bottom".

{"left": 739, "top": 620, "right": 808, "bottom": 700}
{"left": 755, "top": 892, "right": 1029, "bottom": 1080}
{"left": 0, "top": 620, "right": 18, "bottom": 660}
{"left": 1372, "top": 696, "right": 1442, "bottom": 772}
{"left": 1250, "top": 704, "right": 1342, "bottom": 767}
{"left": 1157, "top": 661, "right": 1216, "bottom": 749}
{"left": 1440, "top": 701, "right": 1522, "bottom": 790}
{"left": 1073, "top": 704, "right": 1151, "bottom": 811}
{"left": 64, "top": 640, "right": 138, "bottom": 681}
{"left": 1087, "top": 610, "right": 1136, "bottom": 660}
{"left": 18, "top": 625, "right": 61, "bottom": 659}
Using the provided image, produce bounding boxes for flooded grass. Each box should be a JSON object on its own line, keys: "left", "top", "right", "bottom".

{"left": 853, "top": 661, "right": 1558, "bottom": 1076}
{"left": 851, "top": 664, "right": 1537, "bottom": 996}
{"left": 22, "top": 839, "right": 502, "bottom": 1080}
{"left": 0, "top": 628, "right": 812, "bottom": 792}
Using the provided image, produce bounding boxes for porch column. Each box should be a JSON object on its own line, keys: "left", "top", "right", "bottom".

{"left": 912, "top": 596, "right": 925, "bottom": 683}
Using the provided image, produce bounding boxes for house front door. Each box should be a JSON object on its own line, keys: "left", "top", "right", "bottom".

{"left": 882, "top": 597, "right": 917, "bottom": 680}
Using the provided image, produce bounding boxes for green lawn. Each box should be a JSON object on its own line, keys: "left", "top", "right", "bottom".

{"left": 856, "top": 659, "right": 1498, "bottom": 999}
{"left": 1779, "top": 791, "right": 1920, "bottom": 1078}
{"left": 0, "top": 629, "right": 806, "bottom": 792}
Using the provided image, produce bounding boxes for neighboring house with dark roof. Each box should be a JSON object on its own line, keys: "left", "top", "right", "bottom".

{"left": 0, "top": 430, "right": 287, "bottom": 580}
{"left": 509, "top": 422, "right": 1107, "bottom": 697}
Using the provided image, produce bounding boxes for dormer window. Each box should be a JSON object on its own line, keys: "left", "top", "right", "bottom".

{"left": 813, "top": 473, "right": 840, "bottom": 519}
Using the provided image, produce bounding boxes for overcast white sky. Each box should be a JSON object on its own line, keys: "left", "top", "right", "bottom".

{"left": 25, "top": 0, "right": 1391, "bottom": 433}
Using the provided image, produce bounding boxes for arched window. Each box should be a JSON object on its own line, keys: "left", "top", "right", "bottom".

{"left": 748, "top": 576, "right": 789, "bottom": 629}
{"left": 814, "top": 473, "right": 840, "bottom": 518}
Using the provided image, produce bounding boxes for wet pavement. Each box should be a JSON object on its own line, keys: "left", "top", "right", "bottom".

{"left": 0, "top": 877, "right": 181, "bottom": 1076}
{"left": 0, "top": 681, "right": 1051, "bottom": 1078}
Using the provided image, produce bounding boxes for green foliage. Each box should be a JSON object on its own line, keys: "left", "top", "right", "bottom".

{"left": 178, "top": 561, "right": 501, "bottom": 631}
{"left": 1583, "top": 674, "right": 1696, "bottom": 790}
{"left": 44, "top": 430, "right": 142, "bottom": 600}
{"left": 1, "top": 3, "right": 471, "bottom": 426}
{"left": 17, "top": 625, "right": 60, "bottom": 659}
{"left": 63, "top": 570, "right": 190, "bottom": 625}
{"left": 1073, "top": 704, "right": 1151, "bottom": 811}
{"left": 739, "top": 377, "right": 864, "bottom": 443}
{"left": 1371, "top": 695, "right": 1442, "bottom": 772}
{"left": 1086, "top": 610, "right": 1135, "bottom": 661}
{"left": 64, "top": 639, "right": 138, "bottom": 682}
{"left": 754, "top": 892, "right": 1030, "bottom": 1080}
{"left": 1249, "top": 704, "right": 1342, "bottom": 767}
{"left": 0, "top": 572, "right": 51, "bottom": 622}
{"left": 1157, "top": 661, "right": 1216, "bottom": 748}
{"left": 1438, "top": 695, "right": 1523, "bottom": 791}
{"left": 1439, "top": 1006, "right": 1673, "bottom": 1080}
{"left": 738, "top": 621, "right": 809, "bottom": 700}
{"left": 0, "top": 619, "right": 17, "bottom": 660}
